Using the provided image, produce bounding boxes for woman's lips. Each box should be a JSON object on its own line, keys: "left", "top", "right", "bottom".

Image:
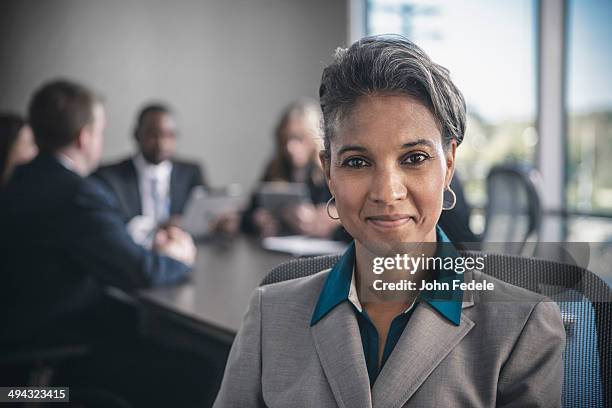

{"left": 366, "top": 214, "right": 413, "bottom": 229}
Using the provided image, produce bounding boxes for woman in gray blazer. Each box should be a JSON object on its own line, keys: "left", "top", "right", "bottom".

{"left": 214, "top": 36, "right": 565, "bottom": 408}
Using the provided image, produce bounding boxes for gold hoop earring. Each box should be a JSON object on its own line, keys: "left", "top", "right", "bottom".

{"left": 442, "top": 187, "right": 456, "bottom": 211}
{"left": 326, "top": 196, "right": 340, "bottom": 220}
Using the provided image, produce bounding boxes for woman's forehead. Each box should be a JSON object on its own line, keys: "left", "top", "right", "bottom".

{"left": 334, "top": 94, "right": 442, "bottom": 151}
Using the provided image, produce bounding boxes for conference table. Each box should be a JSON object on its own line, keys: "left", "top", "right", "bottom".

{"left": 137, "top": 237, "right": 296, "bottom": 341}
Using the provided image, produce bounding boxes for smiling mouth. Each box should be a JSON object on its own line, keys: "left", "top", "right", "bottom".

{"left": 366, "top": 214, "right": 414, "bottom": 229}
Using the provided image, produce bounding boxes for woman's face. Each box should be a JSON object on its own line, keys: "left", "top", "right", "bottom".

{"left": 323, "top": 94, "right": 455, "bottom": 250}
{"left": 281, "top": 117, "right": 317, "bottom": 169}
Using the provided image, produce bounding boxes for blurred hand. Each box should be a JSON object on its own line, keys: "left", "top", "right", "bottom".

{"left": 283, "top": 203, "right": 340, "bottom": 238}
{"left": 282, "top": 203, "right": 316, "bottom": 235}
{"left": 154, "top": 226, "right": 197, "bottom": 267}
{"left": 253, "top": 208, "right": 280, "bottom": 238}
{"left": 209, "top": 212, "right": 240, "bottom": 236}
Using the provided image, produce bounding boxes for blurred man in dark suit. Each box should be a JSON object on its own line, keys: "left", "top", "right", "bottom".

{"left": 95, "top": 104, "right": 204, "bottom": 224}
{"left": 95, "top": 103, "right": 238, "bottom": 240}
{"left": 0, "top": 80, "right": 196, "bottom": 346}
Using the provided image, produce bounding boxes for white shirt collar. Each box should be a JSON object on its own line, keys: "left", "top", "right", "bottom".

{"left": 132, "top": 153, "right": 173, "bottom": 221}
{"left": 55, "top": 153, "right": 78, "bottom": 173}
{"left": 132, "top": 153, "right": 172, "bottom": 179}
{"left": 348, "top": 267, "right": 363, "bottom": 313}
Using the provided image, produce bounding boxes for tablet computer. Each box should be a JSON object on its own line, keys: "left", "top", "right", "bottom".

{"left": 256, "top": 182, "right": 311, "bottom": 214}
{"left": 180, "top": 186, "right": 244, "bottom": 237}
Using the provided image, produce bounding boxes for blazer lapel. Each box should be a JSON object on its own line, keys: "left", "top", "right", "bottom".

{"left": 371, "top": 277, "right": 476, "bottom": 408}
{"left": 311, "top": 301, "right": 372, "bottom": 408}
{"left": 169, "top": 162, "right": 181, "bottom": 215}
{"left": 124, "top": 160, "right": 142, "bottom": 216}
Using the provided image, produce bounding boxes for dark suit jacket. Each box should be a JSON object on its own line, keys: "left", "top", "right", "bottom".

{"left": 0, "top": 154, "right": 191, "bottom": 346}
{"left": 94, "top": 157, "right": 206, "bottom": 223}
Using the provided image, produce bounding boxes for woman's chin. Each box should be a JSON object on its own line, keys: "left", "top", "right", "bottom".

{"left": 364, "top": 220, "right": 424, "bottom": 241}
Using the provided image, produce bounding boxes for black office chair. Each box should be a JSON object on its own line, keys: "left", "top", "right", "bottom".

{"left": 261, "top": 252, "right": 612, "bottom": 408}
{"left": 482, "top": 163, "right": 542, "bottom": 255}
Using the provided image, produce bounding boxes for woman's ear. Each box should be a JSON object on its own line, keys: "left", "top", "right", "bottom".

{"left": 319, "top": 150, "right": 335, "bottom": 196}
{"left": 444, "top": 140, "right": 457, "bottom": 188}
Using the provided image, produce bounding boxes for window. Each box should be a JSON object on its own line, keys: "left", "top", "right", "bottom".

{"left": 565, "top": 0, "right": 612, "bottom": 218}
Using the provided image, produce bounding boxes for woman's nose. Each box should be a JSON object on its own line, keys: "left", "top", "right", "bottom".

{"left": 367, "top": 167, "right": 407, "bottom": 204}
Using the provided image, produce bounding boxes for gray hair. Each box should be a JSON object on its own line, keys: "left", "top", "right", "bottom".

{"left": 319, "top": 35, "right": 466, "bottom": 158}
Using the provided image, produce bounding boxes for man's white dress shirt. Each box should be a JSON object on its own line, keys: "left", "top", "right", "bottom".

{"left": 132, "top": 153, "right": 173, "bottom": 224}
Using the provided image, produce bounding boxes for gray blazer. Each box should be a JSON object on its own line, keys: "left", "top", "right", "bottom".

{"left": 214, "top": 268, "right": 565, "bottom": 408}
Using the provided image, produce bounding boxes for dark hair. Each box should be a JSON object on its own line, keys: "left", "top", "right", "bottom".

{"left": 0, "top": 113, "right": 26, "bottom": 179}
{"left": 319, "top": 35, "right": 466, "bottom": 158}
{"left": 28, "top": 79, "right": 101, "bottom": 153}
{"left": 136, "top": 103, "right": 172, "bottom": 129}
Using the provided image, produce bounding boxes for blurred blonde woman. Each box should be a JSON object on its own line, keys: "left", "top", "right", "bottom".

{"left": 242, "top": 99, "right": 344, "bottom": 239}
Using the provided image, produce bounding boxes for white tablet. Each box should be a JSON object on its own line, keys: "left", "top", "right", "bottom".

{"left": 180, "top": 186, "right": 244, "bottom": 237}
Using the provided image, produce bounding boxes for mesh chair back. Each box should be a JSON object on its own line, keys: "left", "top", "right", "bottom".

{"left": 261, "top": 252, "right": 612, "bottom": 408}
{"left": 483, "top": 164, "right": 542, "bottom": 254}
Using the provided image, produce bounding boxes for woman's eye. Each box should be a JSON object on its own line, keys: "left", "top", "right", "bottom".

{"left": 344, "top": 157, "right": 369, "bottom": 168}
{"left": 402, "top": 152, "right": 429, "bottom": 165}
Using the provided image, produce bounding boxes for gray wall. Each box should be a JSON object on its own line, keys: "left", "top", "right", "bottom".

{"left": 0, "top": 0, "right": 347, "bottom": 190}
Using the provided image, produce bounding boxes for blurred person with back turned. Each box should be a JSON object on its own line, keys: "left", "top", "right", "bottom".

{"left": 95, "top": 103, "right": 237, "bottom": 241}
{"left": 241, "top": 99, "right": 344, "bottom": 239}
{"left": 0, "top": 80, "right": 217, "bottom": 407}
{"left": 214, "top": 37, "right": 564, "bottom": 407}
{"left": 0, "top": 113, "right": 38, "bottom": 186}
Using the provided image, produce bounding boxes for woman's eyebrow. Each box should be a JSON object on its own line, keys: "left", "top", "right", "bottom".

{"left": 336, "top": 144, "right": 367, "bottom": 155}
{"left": 401, "top": 138, "right": 435, "bottom": 149}
{"left": 336, "top": 139, "right": 435, "bottom": 156}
